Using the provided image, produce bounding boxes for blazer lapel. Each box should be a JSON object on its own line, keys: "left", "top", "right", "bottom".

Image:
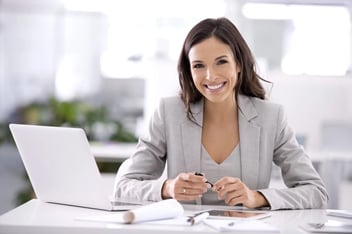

{"left": 238, "top": 95, "right": 261, "bottom": 189}
{"left": 181, "top": 100, "right": 203, "bottom": 173}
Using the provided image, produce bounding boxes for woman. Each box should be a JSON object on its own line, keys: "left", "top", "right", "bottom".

{"left": 114, "top": 17, "right": 328, "bottom": 210}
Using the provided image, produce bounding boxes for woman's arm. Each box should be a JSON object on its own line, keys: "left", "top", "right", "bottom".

{"left": 259, "top": 106, "right": 329, "bottom": 210}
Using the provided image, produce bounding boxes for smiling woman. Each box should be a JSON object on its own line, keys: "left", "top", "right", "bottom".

{"left": 188, "top": 37, "right": 241, "bottom": 164}
{"left": 114, "top": 17, "right": 328, "bottom": 211}
{"left": 188, "top": 37, "right": 240, "bottom": 104}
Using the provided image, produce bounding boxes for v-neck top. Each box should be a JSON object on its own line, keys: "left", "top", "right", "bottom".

{"left": 200, "top": 143, "right": 242, "bottom": 205}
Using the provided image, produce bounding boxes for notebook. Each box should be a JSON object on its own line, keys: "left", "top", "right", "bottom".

{"left": 9, "top": 123, "right": 143, "bottom": 211}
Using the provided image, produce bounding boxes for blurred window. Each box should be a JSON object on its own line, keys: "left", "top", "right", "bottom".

{"left": 64, "top": 0, "right": 226, "bottom": 78}
{"left": 243, "top": 3, "right": 350, "bottom": 76}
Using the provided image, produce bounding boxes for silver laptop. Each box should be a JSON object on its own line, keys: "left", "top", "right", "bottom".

{"left": 9, "top": 123, "right": 143, "bottom": 211}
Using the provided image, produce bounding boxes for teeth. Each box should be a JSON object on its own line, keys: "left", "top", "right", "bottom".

{"left": 207, "top": 83, "right": 223, "bottom": 90}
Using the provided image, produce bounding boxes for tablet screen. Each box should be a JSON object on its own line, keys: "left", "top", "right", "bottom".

{"left": 207, "top": 210, "right": 271, "bottom": 220}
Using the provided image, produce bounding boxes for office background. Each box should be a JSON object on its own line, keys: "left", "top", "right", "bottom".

{"left": 1, "top": 0, "right": 352, "bottom": 214}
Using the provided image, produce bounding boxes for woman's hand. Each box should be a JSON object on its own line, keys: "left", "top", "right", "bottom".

{"left": 212, "top": 176, "right": 268, "bottom": 208}
{"left": 162, "top": 172, "right": 210, "bottom": 201}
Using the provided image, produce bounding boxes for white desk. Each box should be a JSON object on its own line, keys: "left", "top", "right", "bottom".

{"left": 0, "top": 199, "right": 346, "bottom": 234}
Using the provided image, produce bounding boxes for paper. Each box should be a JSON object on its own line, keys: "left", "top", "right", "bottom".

{"left": 327, "top": 209, "right": 352, "bottom": 219}
{"left": 300, "top": 220, "right": 352, "bottom": 233}
{"left": 145, "top": 216, "right": 192, "bottom": 226}
{"left": 77, "top": 213, "right": 124, "bottom": 223}
{"left": 123, "top": 199, "right": 184, "bottom": 223}
{"left": 203, "top": 219, "right": 279, "bottom": 233}
{"left": 77, "top": 199, "right": 184, "bottom": 224}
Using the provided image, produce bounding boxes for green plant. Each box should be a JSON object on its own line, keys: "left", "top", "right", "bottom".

{"left": 0, "top": 96, "right": 138, "bottom": 205}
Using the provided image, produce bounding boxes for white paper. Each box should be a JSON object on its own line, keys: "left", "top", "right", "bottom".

{"left": 203, "top": 219, "right": 279, "bottom": 233}
{"left": 145, "top": 216, "right": 191, "bottom": 226}
{"left": 123, "top": 199, "right": 184, "bottom": 223}
{"left": 76, "top": 213, "right": 124, "bottom": 223}
{"left": 300, "top": 220, "right": 352, "bottom": 233}
{"left": 327, "top": 210, "right": 352, "bottom": 219}
{"left": 76, "top": 199, "right": 184, "bottom": 224}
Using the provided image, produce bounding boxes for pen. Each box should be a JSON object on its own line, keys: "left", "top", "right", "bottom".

{"left": 195, "top": 172, "right": 214, "bottom": 187}
{"left": 188, "top": 212, "right": 210, "bottom": 225}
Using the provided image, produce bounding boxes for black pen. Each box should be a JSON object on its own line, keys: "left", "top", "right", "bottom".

{"left": 195, "top": 172, "right": 213, "bottom": 187}
{"left": 187, "top": 212, "right": 209, "bottom": 225}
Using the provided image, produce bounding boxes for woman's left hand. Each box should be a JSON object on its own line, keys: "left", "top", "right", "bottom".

{"left": 212, "top": 176, "right": 268, "bottom": 209}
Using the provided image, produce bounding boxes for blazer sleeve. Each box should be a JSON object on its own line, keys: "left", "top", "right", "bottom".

{"left": 259, "top": 106, "right": 329, "bottom": 210}
{"left": 113, "top": 99, "right": 167, "bottom": 202}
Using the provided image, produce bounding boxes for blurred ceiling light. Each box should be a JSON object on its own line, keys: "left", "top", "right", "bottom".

{"left": 280, "top": 5, "right": 350, "bottom": 76}
{"left": 242, "top": 3, "right": 291, "bottom": 20}
{"left": 63, "top": 0, "right": 225, "bottom": 19}
{"left": 63, "top": 0, "right": 107, "bottom": 12}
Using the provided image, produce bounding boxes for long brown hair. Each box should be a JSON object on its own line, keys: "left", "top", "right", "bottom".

{"left": 178, "top": 17, "right": 269, "bottom": 122}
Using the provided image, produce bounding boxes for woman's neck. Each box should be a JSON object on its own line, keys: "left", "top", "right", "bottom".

{"left": 203, "top": 96, "right": 238, "bottom": 125}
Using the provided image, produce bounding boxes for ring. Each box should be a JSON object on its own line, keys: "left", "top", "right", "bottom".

{"left": 183, "top": 188, "right": 186, "bottom": 194}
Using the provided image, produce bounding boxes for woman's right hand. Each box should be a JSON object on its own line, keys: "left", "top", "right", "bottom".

{"left": 161, "top": 172, "right": 210, "bottom": 201}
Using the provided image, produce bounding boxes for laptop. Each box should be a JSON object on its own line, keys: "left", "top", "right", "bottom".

{"left": 9, "top": 123, "right": 143, "bottom": 211}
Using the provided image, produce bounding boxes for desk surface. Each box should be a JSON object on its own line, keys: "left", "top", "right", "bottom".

{"left": 0, "top": 199, "right": 348, "bottom": 234}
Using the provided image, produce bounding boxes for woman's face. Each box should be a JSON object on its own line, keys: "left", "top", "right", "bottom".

{"left": 188, "top": 36, "right": 240, "bottom": 104}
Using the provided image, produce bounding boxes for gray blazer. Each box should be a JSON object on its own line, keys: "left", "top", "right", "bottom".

{"left": 114, "top": 94, "right": 328, "bottom": 210}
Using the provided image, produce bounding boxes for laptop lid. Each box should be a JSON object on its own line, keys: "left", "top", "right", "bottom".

{"left": 9, "top": 123, "right": 141, "bottom": 211}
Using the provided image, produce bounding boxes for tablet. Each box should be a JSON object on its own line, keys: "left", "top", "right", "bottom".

{"left": 206, "top": 209, "right": 271, "bottom": 220}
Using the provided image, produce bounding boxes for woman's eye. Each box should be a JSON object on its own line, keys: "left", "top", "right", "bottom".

{"left": 193, "top": 64, "right": 204, "bottom": 69}
{"left": 217, "top": 59, "right": 228, "bottom": 65}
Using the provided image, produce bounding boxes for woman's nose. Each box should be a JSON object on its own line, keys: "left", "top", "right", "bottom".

{"left": 205, "top": 67, "right": 216, "bottom": 80}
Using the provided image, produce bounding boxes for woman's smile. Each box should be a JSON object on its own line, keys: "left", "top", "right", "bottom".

{"left": 205, "top": 82, "right": 226, "bottom": 91}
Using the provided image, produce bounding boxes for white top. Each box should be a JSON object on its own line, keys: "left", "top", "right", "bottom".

{"left": 200, "top": 144, "right": 241, "bottom": 205}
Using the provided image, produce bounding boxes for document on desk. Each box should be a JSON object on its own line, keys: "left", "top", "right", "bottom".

{"left": 76, "top": 199, "right": 184, "bottom": 224}
{"left": 203, "top": 219, "right": 279, "bottom": 233}
{"left": 300, "top": 220, "right": 352, "bottom": 233}
{"left": 327, "top": 209, "right": 352, "bottom": 219}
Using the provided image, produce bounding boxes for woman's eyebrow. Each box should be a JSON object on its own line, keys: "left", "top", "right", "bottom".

{"left": 215, "top": 55, "right": 228, "bottom": 60}
{"left": 191, "top": 55, "right": 229, "bottom": 64}
{"left": 190, "top": 60, "right": 203, "bottom": 64}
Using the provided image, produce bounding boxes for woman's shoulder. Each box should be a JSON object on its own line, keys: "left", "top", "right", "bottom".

{"left": 160, "top": 95, "right": 184, "bottom": 106}
{"left": 239, "top": 94, "right": 284, "bottom": 119}
{"left": 251, "top": 96, "right": 282, "bottom": 111}
{"left": 156, "top": 96, "right": 191, "bottom": 124}
{"left": 241, "top": 95, "right": 286, "bottom": 128}
{"left": 239, "top": 94, "right": 281, "bottom": 108}
{"left": 158, "top": 96, "right": 186, "bottom": 114}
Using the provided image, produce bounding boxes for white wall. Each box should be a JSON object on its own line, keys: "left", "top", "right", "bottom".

{"left": 269, "top": 74, "right": 352, "bottom": 151}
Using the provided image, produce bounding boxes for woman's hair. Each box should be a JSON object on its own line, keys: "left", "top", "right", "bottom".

{"left": 177, "top": 17, "right": 269, "bottom": 122}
